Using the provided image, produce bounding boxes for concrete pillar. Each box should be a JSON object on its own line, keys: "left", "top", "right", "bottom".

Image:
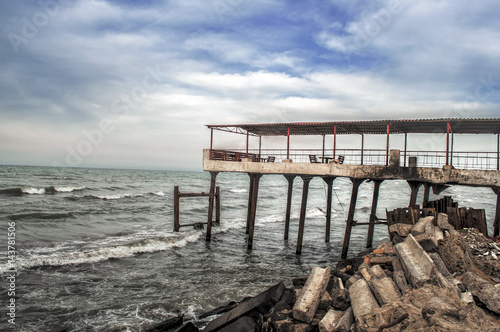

{"left": 422, "top": 182, "right": 431, "bottom": 207}
{"left": 206, "top": 171, "right": 219, "bottom": 241}
{"left": 247, "top": 173, "right": 262, "bottom": 250}
{"left": 322, "top": 176, "right": 336, "bottom": 243}
{"left": 341, "top": 178, "right": 364, "bottom": 259}
{"left": 366, "top": 179, "right": 383, "bottom": 248}
{"left": 407, "top": 180, "right": 422, "bottom": 207}
{"left": 297, "top": 175, "right": 313, "bottom": 255}
{"left": 284, "top": 175, "right": 296, "bottom": 240}
{"left": 246, "top": 174, "right": 255, "bottom": 234}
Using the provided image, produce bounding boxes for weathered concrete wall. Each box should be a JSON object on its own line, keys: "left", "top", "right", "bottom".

{"left": 203, "top": 149, "right": 500, "bottom": 187}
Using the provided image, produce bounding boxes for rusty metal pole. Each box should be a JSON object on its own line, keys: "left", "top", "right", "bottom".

{"left": 215, "top": 186, "right": 220, "bottom": 225}
{"left": 258, "top": 135, "right": 262, "bottom": 160}
{"left": 404, "top": 133, "right": 407, "bottom": 167}
{"left": 322, "top": 134, "right": 326, "bottom": 161}
{"left": 284, "top": 175, "right": 296, "bottom": 240}
{"left": 206, "top": 171, "right": 218, "bottom": 241}
{"left": 497, "top": 133, "right": 499, "bottom": 171}
{"left": 366, "top": 179, "right": 382, "bottom": 248}
{"left": 247, "top": 173, "right": 262, "bottom": 250}
{"left": 451, "top": 131, "right": 454, "bottom": 166}
{"left": 386, "top": 123, "right": 390, "bottom": 166}
{"left": 341, "top": 178, "right": 363, "bottom": 259}
{"left": 296, "top": 175, "right": 313, "bottom": 255}
{"left": 333, "top": 125, "right": 337, "bottom": 158}
{"left": 446, "top": 122, "right": 450, "bottom": 165}
{"left": 246, "top": 173, "right": 255, "bottom": 234}
{"left": 210, "top": 128, "right": 214, "bottom": 160}
{"left": 287, "top": 126, "right": 290, "bottom": 160}
{"left": 246, "top": 128, "right": 249, "bottom": 157}
{"left": 323, "top": 177, "right": 335, "bottom": 243}
{"left": 361, "top": 134, "right": 364, "bottom": 165}
{"left": 174, "top": 186, "right": 180, "bottom": 231}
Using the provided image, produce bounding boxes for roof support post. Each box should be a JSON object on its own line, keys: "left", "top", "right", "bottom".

{"left": 333, "top": 125, "right": 337, "bottom": 158}
{"left": 450, "top": 130, "right": 454, "bottom": 166}
{"left": 386, "top": 123, "right": 390, "bottom": 166}
{"left": 287, "top": 126, "right": 290, "bottom": 160}
{"left": 258, "top": 135, "right": 262, "bottom": 159}
{"left": 361, "top": 134, "right": 364, "bottom": 165}
{"left": 322, "top": 134, "right": 326, "bottom": 160}
{"left": 404, "top": 133, "right": 408, "bottom": 167}
{"left": 497, "top": 133, "right": 499, "bottom": 171}
{"left": 446, "top": 122, "right": 450, "bottom": 166}
{"left": 210, "top": 128, "right": 214, "bottom": 160}
{"left": 246, "top": 128, "right": 249, "bottom": 157}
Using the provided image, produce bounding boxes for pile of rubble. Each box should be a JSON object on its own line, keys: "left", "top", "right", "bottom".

{"left": 147, "top": 213, "right": 500, "bottom": 332}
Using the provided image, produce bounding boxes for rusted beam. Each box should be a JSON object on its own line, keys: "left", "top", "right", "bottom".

{"left": 386, "top": 123, "right": 390, "bottom": 166}
{"left": 246, "top": 174, "right": 255, "bottom": 234}
{"left": 367, "top": 179, "right": 383, "bottom": 248}
{"left": 361, "top": 134, "right": 364, "bottom": 165}
{"left": 446, "top": 122, "right": 450, "bottom": 165}
{"left": 297, "top": 175, "right": 314, "bottom": 255}
{"left": 215, "top": 186, "right": 221, "bottom": 225}
{"left": 174, "top": 186, "right": 180, "bottom": 232}
{"left": 284, "top": 174, "right": 296, "bottom": 240}
{"left": 404, "top": 133, "right": 407, "bottom": 167}
{"left": 206, "top": 171, "right": 219, "bottom": 241}
{"left": 341, "top": 178, "right": 364, "bottom": 259}
{"left": 210, "top": 128, "right": 214, "bottom": 160}
{"left": 287, "top": 126, "right": 290, "bottom": 159}
{"left": 333, "top": 125, "right": 337, "bottom": 158}
{"left": 322, "top": 176, "right": 336, "bottom": 243}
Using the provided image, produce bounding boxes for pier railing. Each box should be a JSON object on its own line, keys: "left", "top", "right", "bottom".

{"left": 210, "top": 149, "right": 499, "bottom": 170}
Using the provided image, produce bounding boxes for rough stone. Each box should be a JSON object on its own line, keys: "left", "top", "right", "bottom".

{"left": 413, "top": 232, "right": 438, "bottom": 252}
{"left": 174, "top": 322, "right": 199, "bottom": 332}
{"left": 330, "top": 277, "right": 350, "bottom": 311}
{"left": 146, "top": 315, "right": 184, "bottom": 332}
{"left": 389, "top": 223, "right": 414, "bottom": 237}
{"left": 349, "top": 279, "right": 379, "bottom": 319}
{"left": 345, "top": 274, "right": 361, "bottom": 289}
{"left": 437, "top": 234, "right": 475, "bottom": 275}
{"left": 462, "top": 271, "right": 500, "bottom": 315}
{"left": 318, "top": 309, "right": 343, "bottom": 332}
{"left": 355, "top": 284, "right": 500, "bottom": 332}
{"left": 369, "top": 265, "right": 386, "bottom": 279}
{"left": 411, "top": 216, "right": 435, "bottom": 236}
{"left": 460, "top": 291, "right": 475, "bottom": 304}
{"left": 370, "top": 277, "right": 401, "bottom": 305}
{"left": 437, "top": 213, "right": 458, "bottom": 236}
{"left": 332, "top": 307, "right": 353, "bottom": 332}
{"left": 293, "top": 266, "right": 331, "bottom": 323}
{"left": 395, "top": 234, "right": 435, "bottom": 288}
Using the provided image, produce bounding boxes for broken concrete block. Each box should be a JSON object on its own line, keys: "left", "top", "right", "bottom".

{"left": 319, "top": 309, "right": 344, "bottom": 332}
{"left": 392, "top": 257, "right": 411, "bottom": 294}
{"left": 293, "top": 266, "right": 331, "bottom": 323}
{"left": 460, "top": 291, "right": 475, "bottom": 304}
{"left": 389, "top": 223, "right": 413, "bottom": 237}
{"left": 346, "top": 274, "right": 361, "bottom": 289}
{"left": 333, "top": 307, "right": 354, "bottom": 332}
{"left": 413, "top": 232, "right": 438, "bottom": 252}
{"left": 462, "top": 272, "right": 500, "bottom": 314}
{"left": 318, "top": 290, "right": 333, "bottom": 310}
{"left": 349, "top": 279, "right": 379, "bottom": 319}
{"left": 330, "top": 277, "right": 350, "bottom": 311}
{"left": 437, "top": 213, "right": 458, "bottom": 235}
{"left": 369, "top": 265, "right": 387, "bottom": 279}
{"left": 395, "top": 234, "right": 435, "bottom": 288}
{"left": 411, "top": 216, "right": 434, "bottom": 236}
{"left": 370, "top": 277, "right": 402, "bottom": 305}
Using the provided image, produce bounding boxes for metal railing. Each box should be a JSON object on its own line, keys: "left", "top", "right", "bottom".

{"left": 210, "top": 148, "right": 500, "bottom": 170}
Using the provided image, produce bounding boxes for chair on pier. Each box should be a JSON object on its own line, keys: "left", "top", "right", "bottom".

{"left": 309, "top": 155, "right": 320, "bottom": 163}
{"left": 338, "top": 155, "right": 345, "bottom": 164}
{"left": 267, "top": 156, "right": 275, "bottom": 163}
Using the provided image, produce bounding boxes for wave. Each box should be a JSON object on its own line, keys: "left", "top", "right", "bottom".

{"left": 8, "top": 212, "right": 75, "bottom": 221}
{"left": 150, "top": 191, "right": 165, "bottom": 196}
{"left": 0, "top": 186, "right": 86, "bottom": 195}
{"left": 3, "top": 232, "right": 204, "bottom": 272}
{"left": 229, "top": 188, "right": 247, "bottom": 193}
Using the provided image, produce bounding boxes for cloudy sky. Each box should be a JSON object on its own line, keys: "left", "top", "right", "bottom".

{"left": 1, "top": 0, "right": 499, "bottom": 170}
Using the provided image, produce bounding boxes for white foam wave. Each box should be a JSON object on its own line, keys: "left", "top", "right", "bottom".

{"left": 53, "top": 186, "right": 85, "bottom": 192}
{"left": 92, "top": 193, "right": 133, "bottom": 200}
{"left": 151, "top": 191, "right": 165, "bottom": 196}
{"left": 22, "top": 187, "right": 45, "bottom": 194}
{"left": 3, "top": 232, "right": 204, "bottom": 272}
{"left": 229, "top": 188, "right": 247, "bottom": 193}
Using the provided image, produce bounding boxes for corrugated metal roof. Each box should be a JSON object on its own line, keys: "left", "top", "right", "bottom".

{"left": 207, "top": 118, "right": 500, "bottom": 136}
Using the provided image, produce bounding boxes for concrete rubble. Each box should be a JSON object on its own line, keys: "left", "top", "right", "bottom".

{"left": 151, "top": 213, "right": 500, "bottom": 331}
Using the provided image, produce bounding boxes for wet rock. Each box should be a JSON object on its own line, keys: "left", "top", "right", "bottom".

{"left": 199, "top": 302, "right": 238, "bottom": 319}
{"left": 462, "top": 272, "right": 500, "bottom": 315}
{"left": 146, "top": 315, "right": 184, "bottom": 332}
{"left": 356, "top": 284, "right": 500, "bottom": 331}
{"left": 293, "top": 266, "right": 331, "bottom": 323}
{"left": 218, "top": 316, "right": 255, "bottom": 332}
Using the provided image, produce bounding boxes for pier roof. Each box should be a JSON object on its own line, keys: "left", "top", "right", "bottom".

{"left": 207, "top": 118, "right": 500, "bottom": 136}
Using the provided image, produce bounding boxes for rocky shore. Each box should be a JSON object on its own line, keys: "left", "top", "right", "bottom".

{"left": 147, "top": 213, "right": 500, "bottom": 332}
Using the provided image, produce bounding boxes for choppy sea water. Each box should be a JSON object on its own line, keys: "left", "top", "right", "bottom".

{"left": 0, "top": 165, "right": 496, "bottom": 331}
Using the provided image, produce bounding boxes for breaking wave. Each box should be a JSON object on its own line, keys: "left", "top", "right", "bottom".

{"left": 0, "top": 186, "right": 86, "bottom": 195}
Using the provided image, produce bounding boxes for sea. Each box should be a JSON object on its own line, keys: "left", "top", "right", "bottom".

{"left": 0, "top": 165, "right": 497, "bottom": 331}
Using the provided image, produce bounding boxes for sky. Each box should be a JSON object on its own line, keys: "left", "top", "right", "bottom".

{"left": 1, "top": 0, "right": 500, "bottom": 171}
